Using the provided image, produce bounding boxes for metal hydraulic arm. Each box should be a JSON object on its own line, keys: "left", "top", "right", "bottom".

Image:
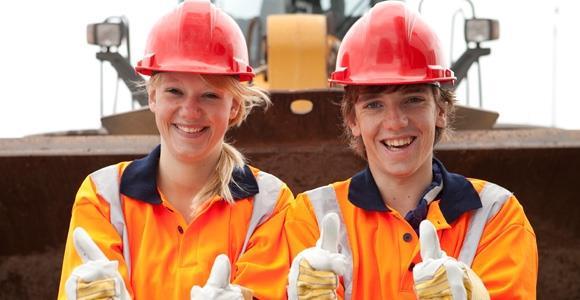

{"left": 96, "top": 51, "right": 147, "bottom": 106}
{"left": 450, "top": 47, "right": 490, "bottom": 89}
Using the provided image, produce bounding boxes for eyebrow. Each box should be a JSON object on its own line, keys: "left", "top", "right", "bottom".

{"left": 358, "top": 93, "right": 380, "bottom": 101}
{"left": 400, "top": 86, "right": 430, "bottom": 94}
{"left": 160, "top": 76, "right": 179, "bottom": 84}
{"left": 358, "top": 86, "right": 430, "bottom": 101}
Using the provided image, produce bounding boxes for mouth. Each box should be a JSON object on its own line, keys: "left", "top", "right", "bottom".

{"left": 381, "top": 136, "right": 416, "bottom": 151}
{"left": 173, "top": 124, "right": 208, "bottom": 135}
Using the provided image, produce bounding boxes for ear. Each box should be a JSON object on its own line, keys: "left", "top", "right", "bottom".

{"left": 435, "top": 105, "right": 447, "bottom": 128}
{"left": 229, "top": 98, "right": 241, "bottom": 120}
{"left": 148, "top": 87, "right": 157, "bottom": 113}
{"left": 347, "top": 114, "right": 361, "bottom": 137}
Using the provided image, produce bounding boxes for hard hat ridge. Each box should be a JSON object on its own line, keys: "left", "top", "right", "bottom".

{"left": 136, "top": 0, "right": 254, "bottom": 81}
{"left": 330, "top": 1, "right": 455, "bottom": 86}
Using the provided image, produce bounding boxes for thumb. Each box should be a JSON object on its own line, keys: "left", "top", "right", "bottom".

{"left": 205, "top": 254, "right": 231, "bottom": 289}
{"left": 318, "top": 213, "right": 340, "bottom": 253}
{"left": 73, "top": 227, "right": 108, "bottom": 263}
{"left": 419, "top": 220, "right": 444, "bottom": 261}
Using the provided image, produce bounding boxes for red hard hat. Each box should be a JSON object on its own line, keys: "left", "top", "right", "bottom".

{"left": 135, "top": 0, "right": 253, "bottom": 81}
{"left": 330, "top": 1, "right": 455, "bottom": 86}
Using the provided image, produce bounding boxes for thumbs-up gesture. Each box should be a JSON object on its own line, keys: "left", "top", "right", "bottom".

{"left": 288, "top": 213, "right": 348, "bottom": 300}
{"left": 65, "top": 227, "right": 131, "bottom": 300}
{"left": 190, "top": 254, "right": 253, "bottom": 300}
{"left": 413, "top": 220, "right": 489, "bottom": 300}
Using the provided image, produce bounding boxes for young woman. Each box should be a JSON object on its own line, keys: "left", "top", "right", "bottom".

{"left": 285, "top": 2, "right": 537, "bottom": 299}
{"left": 58, "top": 1, "right": 292, "bottom": 299}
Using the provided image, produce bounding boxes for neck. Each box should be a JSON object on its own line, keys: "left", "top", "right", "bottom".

{"left": 157, "top": 142, "right": 222, "bottom": 219}
{"left": 370, "top": 158, "right": 433, "bottom": 217}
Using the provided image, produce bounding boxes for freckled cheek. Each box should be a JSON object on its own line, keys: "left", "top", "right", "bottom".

{"left": 365, "top": 118, "right": 383, "bottom": 133}
{"left": 153, "top": 107, "right": 177, "bottom": 131}
{"left": 156, "top": 111, "right": 170, "bottom": 124}
{"left": 358, "top": 124, "right": 378, "bottom": 144}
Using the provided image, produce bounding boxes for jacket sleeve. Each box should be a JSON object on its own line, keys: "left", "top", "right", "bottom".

{"left": 284, "top": 192, "right": 346, "bottom": 300}
{"left": 471, "top": 195, "right": 538, "bottom": 299}
{"left": 284, "top": 193, "right": 320, "bottom": 260}
{"left": 57, "top": 173, "right": 133, "bottom": 300}
{"left": 232, "top": 184, "right": 294, "bottom": 300}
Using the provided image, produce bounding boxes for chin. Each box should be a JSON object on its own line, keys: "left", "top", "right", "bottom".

{"left": 386, "top": 168, "right": 415, "bottom": 178}
{"left": 169, "top": 145, "right": 205, "bottom": 160}
{"left": 377, "top": 160, "right": 418, "bottom": 177}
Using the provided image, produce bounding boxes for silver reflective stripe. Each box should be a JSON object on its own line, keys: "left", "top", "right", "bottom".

{"left": 458, "top": 182, "right": 512, "bottom": 266}
{"left": 424, "top": 180, "right": 443, "bottom": 204}
{"left": 240, "top": 171, "right": 284, "bottom": 254}
{"left": 305, "top": 186, "right": 353, "bottom": 300}
{"left": 89, "top": 165, "right": 132, "bottom": 276}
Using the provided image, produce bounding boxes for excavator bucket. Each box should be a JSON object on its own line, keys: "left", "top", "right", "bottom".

{"left": 0, "top": 90, "right": 579, "bottom": 298}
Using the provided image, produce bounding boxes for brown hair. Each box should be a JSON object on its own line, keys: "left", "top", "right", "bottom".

{"left": 341, "top": 84, "right": 456, "bottom": 159}
{"left": 147, "top": 73, "right": 270, "bottom": 205}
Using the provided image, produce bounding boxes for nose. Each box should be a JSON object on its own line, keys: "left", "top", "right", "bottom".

{"left": 181, "top": 97, "right": 203, "bottom": 118}
{"left": 382, "top": 106, "right": 408, "bottom": 130}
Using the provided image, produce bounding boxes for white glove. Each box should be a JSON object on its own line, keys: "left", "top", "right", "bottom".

{"left": 190, "top": 254, "right": 252, "bottom": 300}
{"left": 288, "top": 213, "right": 348, "bottom": 300}
{"left": 413, "top": 220, "right": 489, "bottom": 300}
{"left": 65, "top": 227, "right": 131, "bottom": 300}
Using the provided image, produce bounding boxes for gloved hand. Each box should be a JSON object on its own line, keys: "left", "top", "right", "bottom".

{"left": 65, "top": 227, "right": 131, "bottom": 300}
{"left": 190, "top": 254, "right": 253, "bottom": 300}
{"left": 413, "top": 220, "right": 489, "bottom": 300}
{"left": 288, "top": 213, "right": 348, "bottom": 300}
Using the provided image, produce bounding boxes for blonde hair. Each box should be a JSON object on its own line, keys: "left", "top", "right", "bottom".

{"left": 341, "top": 84, "right": 456, "bottom": 159}
{"left": 147, "top": 73, "right": 271, "bottom": 205}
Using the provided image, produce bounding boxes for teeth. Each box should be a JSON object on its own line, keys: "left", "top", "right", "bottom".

{"left": 176, "top": 125, "right": 204, "bottom": 133}
{"left": 384, "top": 137, "right": 413, "bottom": 147}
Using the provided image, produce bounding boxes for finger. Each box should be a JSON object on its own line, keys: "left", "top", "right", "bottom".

{"left": 330, "top": 253, "right": 348, "bottom": 276}
{"left": 206, "top": 254, "right": 231, "bottom": 289}
{"left": 318, "top": 213, "right": 340, "bottom": 253}
{"left": 444, "top": 261, "right": 468, "bottom": 300}
{"left": 73, "top": 227, "right": 108, "bottom": 263}
{"left": 419, "top": 220, "right": 443, "bottom": 261}
{"left": 463, "top": 262, "right": 488, "bottom": 298}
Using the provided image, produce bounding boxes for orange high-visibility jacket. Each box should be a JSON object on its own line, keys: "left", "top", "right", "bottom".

{"left": 285, "top": 160, "right": 538, "bottom": 299}
{"left": 58, "top": 146, "right": 293, "bottom": 300}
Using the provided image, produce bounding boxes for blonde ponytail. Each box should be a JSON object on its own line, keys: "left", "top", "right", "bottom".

{"left": 190, "top": 142, "right": 246, "bottom": 209}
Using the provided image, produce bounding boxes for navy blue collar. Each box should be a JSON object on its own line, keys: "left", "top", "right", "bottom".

{"left": 348, "top": 158, "right": 482, "bottom": 224}
{"left": 120, "top": 145, "right": 259, "bottom": 204}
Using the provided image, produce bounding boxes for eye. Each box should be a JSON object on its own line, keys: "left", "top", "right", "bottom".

{"left": 362, "top": 101, "right": 383, "bottom": 109}
{"left": 405, "top": 96, "right": 425, "bottom": 104}
{"left": 164, "top": 87, "right": 183, "bottom": 96}
{"left": 202, "top": 92, "right": 221, "bottom": 99}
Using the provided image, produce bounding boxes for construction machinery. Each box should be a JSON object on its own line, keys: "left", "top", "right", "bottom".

{"left": 98, "top": 0, "right": 499, "bottom": 134}
{"left": 0, "top": 1, "right": 579, "bottom": 299}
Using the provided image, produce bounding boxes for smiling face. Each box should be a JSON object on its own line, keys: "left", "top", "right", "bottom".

{"left": 348, "top": 85, "right": 447, "bottom": 179}
{"left": 148, "top": 72, "right": 240, "bottom": 163}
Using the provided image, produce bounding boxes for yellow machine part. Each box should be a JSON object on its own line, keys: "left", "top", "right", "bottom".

{"left": 266, "top": 14, "right": 328, "bottom": 90}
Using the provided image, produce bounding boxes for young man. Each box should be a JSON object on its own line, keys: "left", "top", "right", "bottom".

{"left": 285, "top": 2, "right": 537, "bottom": 299}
